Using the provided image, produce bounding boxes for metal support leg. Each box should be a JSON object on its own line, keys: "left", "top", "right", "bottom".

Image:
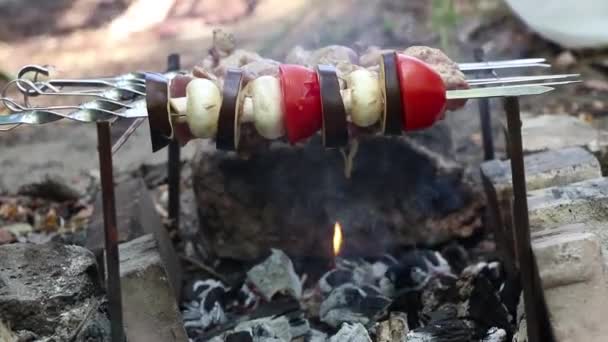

{"left": 167, "top": 53, "right": 181, "bottom": 232}
{"left": 475, "top": 48, "right": 495, "bottom": 160}
{"left": 97, "top": 121, "right": 125, "bottom": 342}
{"left": 504, "top": 97, "right": 555, "bottom": 342}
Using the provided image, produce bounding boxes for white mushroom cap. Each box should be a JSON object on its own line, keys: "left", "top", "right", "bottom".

{"left": 186, "top": 78, "right": 222, "bottom": 138}
{"left": 248, "top": 75, "right": 285, "bottom": 139}
{"left": 346, "top": 69, "right": 382, "bottom": 127}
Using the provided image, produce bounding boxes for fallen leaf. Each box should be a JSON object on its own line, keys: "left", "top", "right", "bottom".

{"left": 41, "top": 208, "right": 60, "bottom": 232}
{"left": 0, "top": 203, "right": 18, "bottom": 221}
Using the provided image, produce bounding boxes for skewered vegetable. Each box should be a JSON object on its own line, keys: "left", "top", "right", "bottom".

{"left": 186, "top": 78, "right": 222, "bottom": 138}
{"left": 216, "top": 69, "right": 244, "bottom": 150}
{"left": 279, "top": 64, "right": 323, "bottom": 144}
{"left": 396, "top": 54, "right": 447, "bottom": 131}
{"left": 165, "top": 48, "right": 462, "bottom": 150}
{"left": 246, "top": 75, "right": 285, "bottom": 139}
{"left": 317, "top": 64, "right": 349, "bottom": 148}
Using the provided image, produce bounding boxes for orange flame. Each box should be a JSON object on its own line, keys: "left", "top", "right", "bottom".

{"left": 333, "top": 222, "right": 343, "bottom": 256}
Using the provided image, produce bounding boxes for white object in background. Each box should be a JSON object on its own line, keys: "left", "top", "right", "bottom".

{"left": 503, "top": 0, "right": 608, "bottom": 49}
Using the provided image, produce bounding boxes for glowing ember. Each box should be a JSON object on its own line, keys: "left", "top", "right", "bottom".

{"left": 333, "top": 222, "right": 343, "bottom": 256}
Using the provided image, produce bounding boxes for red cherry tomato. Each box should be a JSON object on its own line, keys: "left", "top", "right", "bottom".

{"left": 395, "top": 54, "right": 447, "bottom": 131}
{"left": 279, "top": 64, "right": 323, "bottom": 144}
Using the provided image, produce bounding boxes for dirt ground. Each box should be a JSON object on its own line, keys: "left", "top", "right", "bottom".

{"left": 0, "top": 0, "right": 606, "bottom": 194}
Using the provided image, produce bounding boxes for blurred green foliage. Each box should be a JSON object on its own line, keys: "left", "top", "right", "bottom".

{"left": 431, "top": 0, "right": 459, "bottom": 51}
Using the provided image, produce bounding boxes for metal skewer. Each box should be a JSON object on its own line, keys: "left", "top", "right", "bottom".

{"left": 459, "top": 58, "right": 549, "bottom": 71}
{"left": 0, "top": 59, "right": 581, "bottom": 130}
{"left": 468, "top": 73, "right": 580, "bottom": 86}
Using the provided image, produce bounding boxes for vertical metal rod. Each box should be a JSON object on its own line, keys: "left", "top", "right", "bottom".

{"left": 97, "top": 121, "right": 125, "bottom": 342}
{"left": 504, "top": 97, "right": 555, "bottom": 342}
{"left": 475, "top": 48, "right": 495, "bottom": 160}
{"left": 167, "top": 53, "right": 181, "bottom": 232}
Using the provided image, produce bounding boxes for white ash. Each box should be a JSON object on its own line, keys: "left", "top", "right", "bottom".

{"left": 385, "top": 249, "right": 454, "bottom": 292}
{"left": 238, "top": 283, "right": 259, "bottom": 310}
{"left": 482, "top": 327, "right": 507, "bottom": 342}
{"left": 246, "top": 249, "right": 302, "bottom": 301}
{"left": 182, "top": 279, "right": 228, "bottom": 331}
{"left": 374, "top": 312, "right": 409, "bottom": 342}
{"left": 319, "top": 284, "right": 391, "bottom": 328}
{"left": 319, "top": 255, "right": 396, "bottom": 297}
{"left": 308, "top": 329, "right": 328, "bottom": 342}
{"left": 209, "top": 316, "right": 292, "bottom": 342}
{"left": 329, "top": 323, "right": 372, "bottom": 342}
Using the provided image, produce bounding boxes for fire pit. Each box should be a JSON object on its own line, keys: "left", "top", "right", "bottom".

{"left": 0, "top": 32, "right": 578, "bottom": 342}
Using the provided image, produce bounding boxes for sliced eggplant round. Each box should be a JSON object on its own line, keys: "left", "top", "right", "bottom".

{"left": 316, "top": 64, "right": 348, "bottom": 148}
{"left": 379, "top": 52, "right": 404, "bottom": 135}
{"left": 145, "top": 72, "right": 173, "bottom": 151}
{"left": 216, "top": 68, "right": 244, "bottom": 150}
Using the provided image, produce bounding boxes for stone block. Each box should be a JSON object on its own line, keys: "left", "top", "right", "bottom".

{"left": 532, "top": 224, "right": 603, "bottom": 289}
{"left": 531, "top": 225, "right": 608, "bottom": 342}
{"left": 516, "top": 113, "right": 608, "bottom": 154}
{"left": 119, "top": 234, "right": 188, "bottom": 342}
{"left": 87, "top": 177, "right": 182, "bottom": 300}
{"left": 480, "top": 147, "right": 601, "bottom": 269}
{"left": 481, "top": 147, "right": 601, "bottom": 197}
{"left": 527, "top": 177, "right": 608, "bottom": 232}
{"left": 0, "top": 242, "right": 108, "bottom": 341}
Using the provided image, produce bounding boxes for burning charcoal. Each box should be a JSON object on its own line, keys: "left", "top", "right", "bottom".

{"left": 386, "top": 249, "right": 454, "bottom": 292}
{"left": 328, "top": 323, "right": 372, "bottom": 342}
{"left": 457, "top": 264, "right": 511, "bottom": 332}
{"left": 405, "top": 319, "right": 478, "bottom": 342}
{"left": 225, "top": 331, "right": 254, "bottom": 342}
{"left": 246, "top": 249, "right": 302, "bottom": 301}
{"left": 319, "top": 269, "right": 354, "bottom": 295}
{"left": 420, "top": 277, "right": 459, "bottom": 318}
{"left": 482, "top": 327, "right": 507, "bottom": 342}
{"left": 375, "top": 312, "right": 409, "bottom": 342}
{"left": 288, "top": 317, "right": 310, "bottom": 339}
{"left": 182, "top": 279, "right": 228, "bottom": 332}
{"left": 237, "top": 283, "right": 259, "bottom": 310}
{"left": 440, "top": 242, "right": 470, "bottom": 275}
{"left": 319, "top": 284, "right": 391, "bottom": 328}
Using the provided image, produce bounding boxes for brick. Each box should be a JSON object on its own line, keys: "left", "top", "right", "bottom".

{"left": 87, "top": 177, "right": 182, "bottom": 300}
{"left": 119, "top": 234, "right": 188, "bottom": 342}
{"left": 531, "top": 225, "right": 608, "bottom": 342}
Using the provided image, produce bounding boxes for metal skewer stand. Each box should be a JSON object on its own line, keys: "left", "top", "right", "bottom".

{"left": 95, "top": 53, "right": 182, "bottom": 342}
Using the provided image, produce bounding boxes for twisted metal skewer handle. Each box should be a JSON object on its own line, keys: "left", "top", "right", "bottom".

{"left": 0, "top": 65, "right": 159, "bottom": 129}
